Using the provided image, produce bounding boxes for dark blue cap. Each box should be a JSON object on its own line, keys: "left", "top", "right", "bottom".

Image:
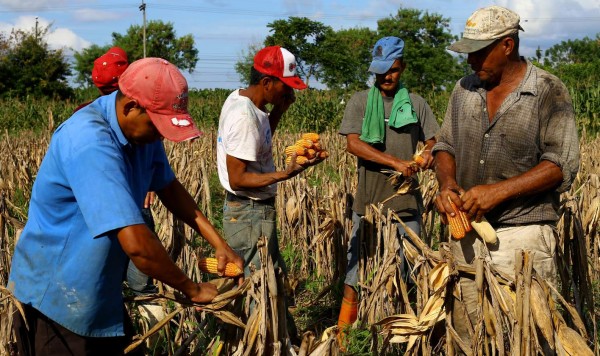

{"left": 368, "top": 36, "right": 405, "bottom": 74}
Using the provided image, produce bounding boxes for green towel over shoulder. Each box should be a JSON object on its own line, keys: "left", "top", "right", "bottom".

{"left": 359, "top": 84, "right": 418, "bottom": 144}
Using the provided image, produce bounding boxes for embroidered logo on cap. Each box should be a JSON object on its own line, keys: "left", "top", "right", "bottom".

{"left": 171, "top": 118, "right": 191, "bottom": 127}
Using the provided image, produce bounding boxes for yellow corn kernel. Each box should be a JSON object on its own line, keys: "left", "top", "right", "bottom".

{"left": 413, "top": 154, "right": 425, "bottom": 165}
{"left": 198, "top": 257, "right": 243, "bottom": 277}
{"left": 285, "top": 155, "right": 309, "bottom": 165}
{"left": 313, "top": 142, "right": 322, "bottom": 151}
{"left": 446, "top": 198, "right": 472, "bottom": 239}
{"left": 295, "top": 139, "right": 314, "bottom": 149}
{"left": 306, "top": 148, "right": 317, "bottom": 159}
{"left": 284, "top": 145, "right": 307, "bottom": 156}
{"left": 448, "top": 215, "right": 466, "bottom": 239}
{"left": 301, "top": 133, "right": 320, "bottom": 142}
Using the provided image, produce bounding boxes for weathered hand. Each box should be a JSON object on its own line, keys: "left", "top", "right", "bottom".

{"left": 144, "top": 191, "right": 156, "bottom": 209}
{"left": 434, "top": 185, "right": 465, "bottom": 224}
{"left": 188, "top": 282, "right": 218, "bottom": 304}
{"left": 418, "top": 150, "right": 435, "bottom": 170}
{"left": 461, "top": 185, "right": 501, "bottom": 222}
{"left": 391, "top": 159, "right": 418, "bottom": 177}
{"left": 214, "top": 244, "right": 244, "bottom": 278}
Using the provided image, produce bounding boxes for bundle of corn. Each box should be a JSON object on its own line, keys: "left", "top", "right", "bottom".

{"left": 279, "top": 177, "right": 351, "bottom": 283}
{"left": 124, "top": 277, "right": 251, "bottom": 354}
{"left": 284, "top": 132, "right": 329, "bottom": 165}
{"left": 375, "top": 215, "right": 594, "bottom": 355}
{"left": 216, "top": 237, "right": 296, "bottom": 355}
{"left": 356, "top": 207, "right": 413, "bottom": 326}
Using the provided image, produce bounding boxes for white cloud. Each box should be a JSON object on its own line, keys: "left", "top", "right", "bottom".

{"left": 0, "top": 15, "right": 91, "bottom": 52}
{"left": 0, "top": 0, "right": 65, "bottom": 11}
{"left": 72, "top": 9, "right": 123, "bottom": 22}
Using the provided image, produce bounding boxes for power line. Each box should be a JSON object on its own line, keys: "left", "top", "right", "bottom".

{"left": 2, "top": 3, "right": 600, "bottom": 23}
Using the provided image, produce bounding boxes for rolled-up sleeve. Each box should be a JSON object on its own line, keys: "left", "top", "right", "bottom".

{"left": 538, "top": 79, "right": 580, "bottom": 192}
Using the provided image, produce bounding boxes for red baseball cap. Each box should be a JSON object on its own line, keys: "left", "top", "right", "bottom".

{"left": 118, "top": 58, "right": 201, "bottom": 142}
{"left": 92, "top": 46, "right": 129, "bottom": 94}
{"left": 253, "top": 46, "right": 307, "bottom": 90}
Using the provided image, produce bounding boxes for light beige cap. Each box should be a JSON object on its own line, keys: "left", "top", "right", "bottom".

{"left": 449, "top": 5, "right": 524, "bottom": 53}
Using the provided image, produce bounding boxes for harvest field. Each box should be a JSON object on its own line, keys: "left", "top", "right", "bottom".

{"left": 0, "top": 88, "right": 598, "bottom": 354}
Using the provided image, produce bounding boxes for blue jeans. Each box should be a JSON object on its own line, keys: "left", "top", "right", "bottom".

{"left": 126, "top": 208, "right": 158, "bottom": 295}
{"left": 344, "top": 211, "right": 421, "bottom": 287}
{"left": 222, "top": 198, "right": 286, "bottom": 276}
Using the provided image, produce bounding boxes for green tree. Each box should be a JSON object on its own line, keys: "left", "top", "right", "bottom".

{"left": 264, "top": 17, "right": 331, "bottom": 86}
{"left": 376, "top": 8, "right": 462, "bottom": 93}
{"left": 317, "top": 27, "right": 376, "bottom": 90}
{"left": 112, "top": 20, "right": 198, "bottom": 72}
{"left": 73, "top": 20, "right": 198, "bottom": 86}
{"left": 543, "top": 34, "right": 600, "bottom": 67}
{"left": 234, "top": 42, "right": 263, "bottom": 86}
{"left": 540, "top": 35, "right": 600, "bottom": 88}
{"left": 0, "top": 26, "right": 72, "bottom": 98}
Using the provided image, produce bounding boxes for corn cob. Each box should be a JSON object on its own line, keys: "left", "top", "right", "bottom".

{"left": 295, "top": 139, "right": 314, "bottom": 149}
{"left": 470, "top": 217, "right": 498, "bottom": 244}
{"left": 313, "top": 142, "right": 322, "bottom": 151}
{"left": 285, "top": 155, "right": 309, "bottom": 165}
{"left": 446, "top": 197, "right": 472, "bottom": 240}
{"left": 318, "top": 150, "right": 329, "bottom": 159}
{"left": 305, "top": 148, "right": 317, "bottom": 159}
{"left": 301, "top": 133, "right": 320, "bottom": 142}
{"left": 413, "top": 153, "right": 425, "bottom": 165}
{"left": 284, "top": 145, "right": 307, "bottom": 156}
{"left": 198, "top": 257, "right": 243, "bottom": 277}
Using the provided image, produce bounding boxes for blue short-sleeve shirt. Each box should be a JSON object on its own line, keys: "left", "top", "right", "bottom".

{"left": 7, "top": 92, "right": 175, "bottom": 337}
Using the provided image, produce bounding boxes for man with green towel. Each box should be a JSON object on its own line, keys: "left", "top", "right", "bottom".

{"left": 336, "top": 36, "right": 439, "bottom": 349}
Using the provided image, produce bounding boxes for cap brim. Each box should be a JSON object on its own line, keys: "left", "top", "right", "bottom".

{"left": 368, "top": 59, "right": 395, "bottom": 74}
{"left": 147, "top": 112, "right": 202, "bottom": 142}
{"left": 448, "top": 38, "right": 496, "bottom": 53}
{"left": 279, "top": 75, "right": 307, "bottom": 90}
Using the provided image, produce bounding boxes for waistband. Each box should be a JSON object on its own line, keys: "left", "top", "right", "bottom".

{"left": 225, "top": 192, "right": 275, "bottom": 206}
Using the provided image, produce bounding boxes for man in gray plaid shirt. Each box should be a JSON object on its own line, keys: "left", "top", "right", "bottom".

{"left": 432, "top": 5, "right": 580, "bottom": 343}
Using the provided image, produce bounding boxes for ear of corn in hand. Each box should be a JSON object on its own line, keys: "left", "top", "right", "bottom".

{"left": 284, "top": 133, "right": 328, "bottom": 163}
{"left": 285, "top": 145, "right": 307, "bottom": 156}
{"left": 301, "top": 133, "right": 320, "bottom": 142}
{"left": 446, "top": 197, "right": 472, "bottom": 240}
{"left": 413, "top": 153, "right": 425, "bottom": 166}
{"left": 286, "top": 155, "right": 309, "bottom": 165}
{"left": 470, "top": 217, "right": 498, "bottom": 244}
{"left": 198, "top": 257, "right": 243, "bottom": 277}
{"left": 295, "top": 139, "right": 314, "bottom": 148}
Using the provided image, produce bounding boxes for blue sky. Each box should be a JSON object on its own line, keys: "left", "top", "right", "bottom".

{"left": 1, "top": 0, "right": 599, "bottom": 89}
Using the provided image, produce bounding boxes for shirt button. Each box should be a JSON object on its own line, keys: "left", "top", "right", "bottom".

{"left": 484, "top": 134, "right": 489, "bottom": 138}
{"left": 480, "top": 160, "right": 485, "bottom": 164}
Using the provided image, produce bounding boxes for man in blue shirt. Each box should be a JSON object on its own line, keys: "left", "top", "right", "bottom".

{"left": 8, "top": 57, "right": 243, "bottom": 355}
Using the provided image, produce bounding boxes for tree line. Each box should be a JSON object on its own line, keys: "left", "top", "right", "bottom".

{"left": 0, "top": 8, "right": 598, "bottom": 99}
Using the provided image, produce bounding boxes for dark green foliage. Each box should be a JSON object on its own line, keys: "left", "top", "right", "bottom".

{"left": 264, "top": 17, "right": 332, "bottom": 86}
{"left": 318, "top": 27, "right": 376, "bottom": 90}
{"left": 112, "top": 20, "right": 198, "bottom": 72}
{"left": 73, "top": 20, "right": 199, "bottom": 86}
{"left": 538, "top": 34, "right": 600, "bottom": 137}
{"left": 0, "top": 26, "right": 72, "bottom": 99}
{"left": 235, "top": 9, "right": 462, "bottom": 93}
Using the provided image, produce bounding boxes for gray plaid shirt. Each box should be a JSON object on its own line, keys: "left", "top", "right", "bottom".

{"left": 433, "top": 60, "right": 579, "bottom": 226}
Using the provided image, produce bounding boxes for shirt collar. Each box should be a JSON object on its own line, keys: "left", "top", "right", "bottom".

{"left": 469, "top": 58, "right": 537, "bottom": 96}
{"left": 99, "top": 91, "right": 130, "bottom": 147}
